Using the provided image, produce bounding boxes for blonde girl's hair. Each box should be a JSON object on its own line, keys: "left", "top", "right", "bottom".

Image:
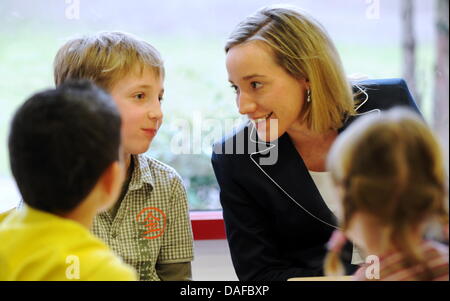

{"left": 325, "top": 107, "right": 448, "bottom": 280}
{"left": 225, "top": 5, "right": 356, "bottom": 133}
{"left": 54, "top": 31, "right": 164, "bottom": 91}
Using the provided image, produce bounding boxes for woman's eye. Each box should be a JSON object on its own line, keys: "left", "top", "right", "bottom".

{"left": 158, "top": 95, "right": 164, "bottom": 103}
{"left": 251, "top": 82, "right": 262, "bottom": 89}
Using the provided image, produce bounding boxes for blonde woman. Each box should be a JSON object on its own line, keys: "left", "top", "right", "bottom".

{"left": 211, "top": 5, "right": 420, "bottom": 280}
{"left": 325, "top": 108, "right": 448, "bottom": 281}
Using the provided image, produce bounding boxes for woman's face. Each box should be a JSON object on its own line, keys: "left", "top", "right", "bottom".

{"left": 226, "top": 40, "right": 309, "bottom": 141}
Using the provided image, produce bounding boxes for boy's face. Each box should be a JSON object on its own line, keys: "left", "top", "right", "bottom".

{"left": 109, "top": 66, "right": 164, "bottom": 155}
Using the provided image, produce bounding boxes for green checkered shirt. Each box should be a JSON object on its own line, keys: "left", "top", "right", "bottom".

{"left": 92, "top": 154, "right": 194, "bottom": 281}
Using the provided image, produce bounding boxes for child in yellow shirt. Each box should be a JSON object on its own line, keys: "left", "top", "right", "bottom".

{"left": 0, "top": 80, "right": 137, "bottom": 281}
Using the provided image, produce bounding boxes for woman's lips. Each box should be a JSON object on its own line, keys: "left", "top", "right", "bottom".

{"left": 252, "top": 112, "right": 273, "bottom": 124}
{"left": 251, "top": 112, "right": 274, "bottom": 129}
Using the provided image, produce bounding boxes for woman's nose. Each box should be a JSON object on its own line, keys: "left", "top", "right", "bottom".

{"left": 237, "top": 93, "right": 257, "bottom": 115}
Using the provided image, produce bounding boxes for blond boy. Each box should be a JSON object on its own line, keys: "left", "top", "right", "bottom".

{"left": 53, "top": 32, "right": 194, "bottom": 281}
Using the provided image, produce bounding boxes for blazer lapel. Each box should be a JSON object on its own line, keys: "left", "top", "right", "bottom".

{"left": 248, "top": 124, "right": 338, "bottom": 229}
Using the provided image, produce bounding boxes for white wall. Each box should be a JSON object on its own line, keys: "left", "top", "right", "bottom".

{"left": 192, "top": 239, "right": 238, "bottom": 281}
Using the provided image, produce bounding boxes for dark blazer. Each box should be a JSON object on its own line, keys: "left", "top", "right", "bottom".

{"left": 211, "top": 78, "right": 421, "bottom": 281}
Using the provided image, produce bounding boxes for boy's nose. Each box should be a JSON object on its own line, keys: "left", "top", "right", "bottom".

{"left": 237, "top": 93, "right": 257, "bottom": 115}
{"left": 147, "top": 100, "right": 163, "bottom": 120}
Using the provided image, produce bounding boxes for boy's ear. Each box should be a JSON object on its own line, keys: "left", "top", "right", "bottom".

{"left": 100, "top": 161, "right": 125, "bottom": 198}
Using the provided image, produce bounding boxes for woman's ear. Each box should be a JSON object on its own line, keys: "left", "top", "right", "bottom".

{"left": 298, "top": 77, "right": 310, "bottom": 90}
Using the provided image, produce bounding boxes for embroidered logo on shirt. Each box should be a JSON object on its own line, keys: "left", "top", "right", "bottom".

{"left": 136, "top": 207, "right": 166, "bottom": 239}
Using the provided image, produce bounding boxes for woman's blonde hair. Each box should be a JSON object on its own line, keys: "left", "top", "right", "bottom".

{"left": 54, "top": 31, "right": 164, "bottom": 91}
{"left": 225, "top": 5, "right": 356, "bottom": 133}
{"left": 325, "top": 107, "right": 448, "bottom": 279}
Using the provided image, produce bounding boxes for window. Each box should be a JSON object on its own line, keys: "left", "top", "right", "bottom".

{"left": 0, "top": 0, "right": 444, "bottom": 216}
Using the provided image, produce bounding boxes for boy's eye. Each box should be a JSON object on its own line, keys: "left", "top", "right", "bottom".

{"left": 251, "top": 82, "right": 262, "bottom": 89}
{"left": 230, "top": 84, "right": 239, "bottom": 94}
{"left": 134, "top": 93, "right": 146, "bottom": 100}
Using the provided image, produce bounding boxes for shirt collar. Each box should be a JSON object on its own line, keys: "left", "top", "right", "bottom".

{"left": 128, "top": 154, "right": 155, "bottom": 191}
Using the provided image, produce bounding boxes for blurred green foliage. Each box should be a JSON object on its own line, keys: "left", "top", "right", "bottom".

{"left": 0, "top": 23, "right": 435, "bottom": 211}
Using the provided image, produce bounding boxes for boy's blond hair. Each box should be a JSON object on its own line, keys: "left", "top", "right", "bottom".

{"left": 225, "top": 5, "right": 356, "bottom": 133}
{"left": 54, "top": 31, "right": 164, "bottom": 91}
